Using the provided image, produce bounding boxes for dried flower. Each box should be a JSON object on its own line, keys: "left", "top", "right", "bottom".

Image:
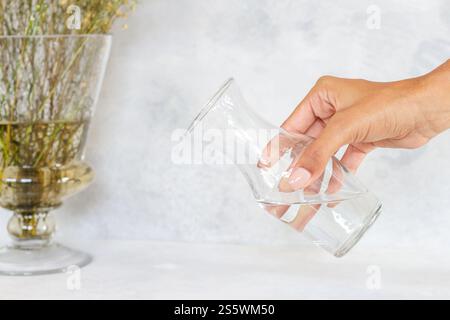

{"left": 0, "top": 0, "right": 137, "bottom": 35}
{"left": 0, "top": 1, "right": 137, "bottom": 169}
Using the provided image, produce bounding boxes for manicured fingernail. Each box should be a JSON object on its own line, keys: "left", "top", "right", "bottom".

{"left": 257, "top": 156, "right": 271, "bottom": 168}
{"left": 288, "top": 167, "right": 311, "bottom": 190}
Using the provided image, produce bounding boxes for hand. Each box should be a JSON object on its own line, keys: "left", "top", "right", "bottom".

{"left": 278, "top": 59, "right": 450, "bottom": 191}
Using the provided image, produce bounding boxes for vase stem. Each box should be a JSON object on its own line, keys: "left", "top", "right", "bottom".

{"left": 7, "top": 212, "right": 55, "bottom": 249}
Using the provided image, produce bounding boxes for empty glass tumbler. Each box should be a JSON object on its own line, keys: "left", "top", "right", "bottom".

{"left": 185, "top": 79, "right": 382, "bottom": 257}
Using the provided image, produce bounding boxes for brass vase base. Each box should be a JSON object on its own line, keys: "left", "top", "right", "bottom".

{"left": 0, "top": 242, "right": 92, "bottom": 276}
{"left": 0, "top": 161, "right": 95, "bottom": 276}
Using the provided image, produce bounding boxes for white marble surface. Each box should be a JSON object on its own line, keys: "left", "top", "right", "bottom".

{"left": 0, "top": 240, "right": 449, "bottom": 300}
{"left": 0, "top": 1, "right": 449, "bottom": 259}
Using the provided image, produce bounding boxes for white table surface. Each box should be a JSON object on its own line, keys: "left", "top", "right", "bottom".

{"left": 0, "top": 240, "right": 449, "bottom": 300}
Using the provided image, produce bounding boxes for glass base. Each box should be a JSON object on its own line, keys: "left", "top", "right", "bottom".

{"left": 0, "top": 242, "right": 92, "bottom": 276}
{"left": 334, "top": 202, "right": 383, "bottom": 257}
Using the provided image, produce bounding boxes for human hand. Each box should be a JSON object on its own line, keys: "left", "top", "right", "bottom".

{"left": 275, "top": 60, "right": 450, "bottom": 191}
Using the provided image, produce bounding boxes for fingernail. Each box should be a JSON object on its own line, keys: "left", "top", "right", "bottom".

{"left": 257, "top": 156, "right": 271, "bottom": 168}
{"left": 288, "top": 167, "right": 311, "bottom": 190}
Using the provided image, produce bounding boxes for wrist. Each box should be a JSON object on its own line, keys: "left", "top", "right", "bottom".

{"left": 416, "top": 60, "right": 450, "bottom": 134}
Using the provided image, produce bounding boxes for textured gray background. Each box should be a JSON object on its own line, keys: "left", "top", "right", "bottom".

{"left": 1, "top": 0, "right": 449, "bottom": 251}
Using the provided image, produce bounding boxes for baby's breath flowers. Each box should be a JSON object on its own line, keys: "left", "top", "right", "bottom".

{"left": 0, "top": 1, "right": 136, "bottom": 170}
{"left": 0, "top": 0, "right": 136, "bottom": 35}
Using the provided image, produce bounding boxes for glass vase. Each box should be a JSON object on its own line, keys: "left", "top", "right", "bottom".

{"left": 185, "top": 79, "right": 382, "bottom": 257}
{"left": 0, "top": 35, "right": 111, "bottom": 275}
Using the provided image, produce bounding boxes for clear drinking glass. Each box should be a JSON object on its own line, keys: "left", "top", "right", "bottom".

{"left": 186, "top": 78, "right": 382, "bottom": 257}
{"left": 0, "top": 35, "right": 111, "bottom": 275}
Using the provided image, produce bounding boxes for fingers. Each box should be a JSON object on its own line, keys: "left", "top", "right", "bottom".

{"left": 325, "top": 157, "right": 345, "bottom": 196}
{"left": 257, "top": 133, "right": 295, "bottom": 168}
{"left": 280, "top": 115, "right": 352, "bottom": 191}
{"left": 340, "top": 143, "right": 376, "bottom": 173}
{"left": 257, "top": 133, "right": 298, "bottom": 218}
{"left": 303, "top": 118, "right": 326, "bottom": 138}
{"left": 290, "top": 204, "right": 321, "bottom": 231}
{"left": 281, "top": 78, "right": 336, "bottom": 134}
{"left": 281, "top": 76, "right": 376, "bottom": 135}
{"left": 288, "top": 170, "right": 324, "bottom": 230}
{"left": 262, "top": 75, "right": 368, "bottom": 174}
{"left": 264, "top": 204, "right": 290, "bottom": 219}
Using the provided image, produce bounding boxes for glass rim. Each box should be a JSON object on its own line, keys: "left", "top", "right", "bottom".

{"left": 0, "top": 34, "right": 112, "bottom": 40}
{"left": 186, "top": 78, "right": 235, "bottom": 135}
{"left": 186, "top": 77, "right": 313, "bottom": 141}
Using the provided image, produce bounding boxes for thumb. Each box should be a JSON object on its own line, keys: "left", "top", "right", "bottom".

{"left": 280, "top": 115, "right": 352, "bottom": 192}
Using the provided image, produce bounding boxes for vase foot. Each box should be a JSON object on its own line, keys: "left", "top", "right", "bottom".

{"left": 0, "top": 242, "right": 92, "bottom": 276}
